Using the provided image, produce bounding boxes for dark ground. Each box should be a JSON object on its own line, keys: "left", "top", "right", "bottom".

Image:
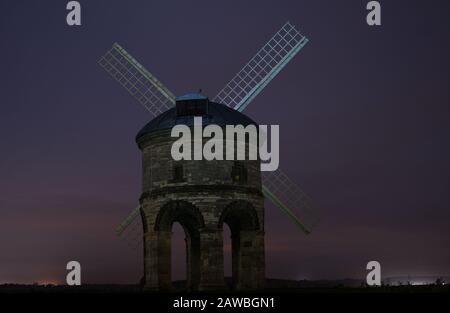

{"left": 1, "top": 278, "right": 449, "bottom": 293}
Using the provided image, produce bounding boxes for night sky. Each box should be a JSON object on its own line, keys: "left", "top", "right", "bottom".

{"left": 1, "top": 0, "right": 449, "bottom": 284}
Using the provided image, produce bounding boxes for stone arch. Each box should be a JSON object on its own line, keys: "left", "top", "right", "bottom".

{"left": 218, "top": 200, "right": 263, "bottom": 289}
{"left": 218, "top": 200, "right": 260, "bottom": 233}
{"left": 155, "top": 200, "right": 205, "bottom": 232}
{"left": 153, "top": 200, "right": 204, "bottom": 290}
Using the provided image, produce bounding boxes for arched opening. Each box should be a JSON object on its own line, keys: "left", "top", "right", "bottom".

{"left": 223, "top": 223, "right": 232, "bottom": 287}
{"left": 219, "top": 201, "right": 260, "bottom": 290}
{"left": 154, "top": 200, "right": 204, "bottom": 290}
{"left": 171, "top": 222, "right": 187, "bottom": 290}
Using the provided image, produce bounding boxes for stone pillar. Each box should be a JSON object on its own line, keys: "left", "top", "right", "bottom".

{"left": 235, "top": 230, "right": 265, "bottom": 290}
{"left": 157, "top": 230, "right": 172, "bottom": 290}
{"left": 198, "top": 229, "right": 226, "bottom": 290}
{"left": 143, "top": 230, "right": 174, "bottom": 291}
{"left": 143, "top": 231, "right": 159, "bottom": 290}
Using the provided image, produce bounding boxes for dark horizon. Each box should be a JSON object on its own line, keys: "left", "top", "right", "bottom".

{"left": 1, "top": 0, "right": 450, "bottom": 285}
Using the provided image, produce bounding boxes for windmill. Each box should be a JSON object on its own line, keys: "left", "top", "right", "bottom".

{"left": 98, "top": 21, "right": 319, "bottom": 249}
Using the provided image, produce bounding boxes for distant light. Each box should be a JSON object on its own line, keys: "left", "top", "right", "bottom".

{"left": 410, "top": 281, "right": 426, "bottom": 286}
{"left": 38, "top": 279, "right": 59, "bottom": 286}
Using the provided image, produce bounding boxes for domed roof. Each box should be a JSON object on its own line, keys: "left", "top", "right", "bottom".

{"left": 136, "top": 100, "right": 257, "bottom": 141}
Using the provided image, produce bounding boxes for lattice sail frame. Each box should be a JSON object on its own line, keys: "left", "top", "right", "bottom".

{"left": 118, "top": 210, "right": 143, "bottom": 250}
{"left": 262, "top": 169, "right": 318, "bottom": 234}
{"left": 98, "top": 43, "right": 175, "bottom": 116}
{"left": 214, "top": 21, "right": 308, "bottom": 112}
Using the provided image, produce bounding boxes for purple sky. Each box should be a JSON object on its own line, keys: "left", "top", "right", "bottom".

{"left": 1, "top": 0, "right": 450, "bottom": 284}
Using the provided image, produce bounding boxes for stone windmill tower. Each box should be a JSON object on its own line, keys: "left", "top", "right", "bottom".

{"left": 136, "top": 93, "right": 265, "bottom": 290}
{"left": 99, "top": 22, "right": 319, "bottom": 291}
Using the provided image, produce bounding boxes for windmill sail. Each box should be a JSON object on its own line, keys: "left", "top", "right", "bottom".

{"left": 117, "top": 208, "right": 143, "bottom": 250}
{"left": 214, "top": 22, "right": 308, "bottom": 112}
{"left": 116, "top": 206, "right": 143, "bottom": 246}
{"left": 116, "top": 205, "right": 140, "bottom": 236}
{"left": 262, "top": 169, "right": 319, "bottom": 234}
{"left": 98, "top": 43, "right": 176, "bottom": 116}
{"left": 213, "top": 22, "right": 317, "bottom": 233}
